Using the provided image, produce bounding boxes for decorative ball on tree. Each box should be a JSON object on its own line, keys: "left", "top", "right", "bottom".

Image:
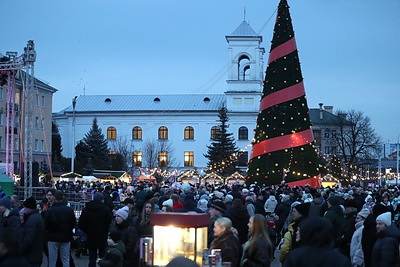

{"left": 246, "top": 0, "right": 320, "bottom": 187}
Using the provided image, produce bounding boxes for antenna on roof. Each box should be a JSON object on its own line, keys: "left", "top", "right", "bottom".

{"left": 244, "top": 7, "right": 246, "bottom": 22}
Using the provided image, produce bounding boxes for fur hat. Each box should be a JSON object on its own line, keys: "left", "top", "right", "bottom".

{"left": 115, "top": 208, "right": 129, "bottom": 220}
{"left": 357, "top": 208, "right": 370, "bottom": 219}
{"left": 376, "top": 212, "right": 392, "bottom": 226}
{"left": 0, "top": 196, "right": 11, "bottom": 209}
{"left": 210, "top": 200, "right": 226, "bottom": 213}
{"left": 23, "top": 197, "right": 37, "bottom": 209}
{"left": 108, "top": 231, "right": 121, "bottom": 243}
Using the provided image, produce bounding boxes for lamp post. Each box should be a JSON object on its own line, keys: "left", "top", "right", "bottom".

{"left": 71, "top": 96, "right": 77, "bottom": 173}
{"left": 397, "top": 134, "right": 399, "bottom": 186}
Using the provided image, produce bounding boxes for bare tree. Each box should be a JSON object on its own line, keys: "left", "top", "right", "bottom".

{"left": 332, "top": 109, "right": 381, "bottom": 175}
{"left": 142, "top": 139, "right": 176, "bottom": 169}
{"left": 109, "top": 137, "right": 135, "bottom": 170}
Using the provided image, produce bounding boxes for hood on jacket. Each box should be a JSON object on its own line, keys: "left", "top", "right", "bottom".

{"left": 377, "top": 224, "right": 400, "bottom": 240}
{"left": 268, "top": 195, "right": 277, "bottom": 202}
{"left": 85, "top": 200, "right": 106, "bottom": 212}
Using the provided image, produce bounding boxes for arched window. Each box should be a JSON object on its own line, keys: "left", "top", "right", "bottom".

{"left": 238, "top": 126, "right": 248, "bottom": 140}
{"left": 238, "top": 54, "right": 250, "bottom": 81}
{"left": 210, "top": 126, "right": 220, "bottom": 140}
{"left": 158, "top": 126, "right": 168, "bottom": 139}
{"left": 107, "top": 126, "right": 117, "bottom": 140}
{"left": 184, "top": 126, "right": 194, "bottom": 140}
{"left": 132, "top": 126, "right": 142, "bottom": 140}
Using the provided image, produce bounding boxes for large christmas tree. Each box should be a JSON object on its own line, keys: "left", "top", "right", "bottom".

{"left": 246, "top": 0, "right": 320, "bottom": 187}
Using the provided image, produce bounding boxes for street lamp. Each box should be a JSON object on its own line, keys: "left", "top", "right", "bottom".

{"left": 71, "top": 96, "right": 77, "bottom": 173}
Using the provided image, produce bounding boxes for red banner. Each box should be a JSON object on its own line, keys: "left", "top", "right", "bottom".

{"left": 259, "top": 82, "right": 305, "bottom": 111}
{"left": 286, "top": 176, "right": 321, "bottom": 188}
{"left": 268, "top": 37, "right": 297, "bottom": 64}
{"left": 250, "top": 128, "right": 314, "bottom": 159}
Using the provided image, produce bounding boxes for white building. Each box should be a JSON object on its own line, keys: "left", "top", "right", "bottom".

{"left": 53, "top": 21, "right": 264, "bottom": 171}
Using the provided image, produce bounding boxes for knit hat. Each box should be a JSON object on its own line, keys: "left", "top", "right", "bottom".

{"left": 357, "top": 208, "right": 370, "bottom": 219}
{"left": 225, "top": 194, "right": 233, "bottom": 203}
{"left": 108, "top": 231, "right": 121, "bottom": 243}
{"left": 210, "top": 200, "right": 226, "bottom": 213}
{"left": 115, "top": 208, "right": 129, "bottom": 220}
{"left": 365, "top": 195, "right": 373, "bottom": 202}
{"left": 328, "top": 195, "right": 342, "bottom": 206}
{"left": 0, "top": 196, "right": 11, "bottom": 209}
{"left": 213, "top": 191, "right": 224, "bottom": 199}
{"left": 245, "top": 196, "right": 255, "bottom": 203}
{"left": 162, "top": 199, "right": 173, "bottom": 208}
{"left": 23, "top": 197, "right": 36, "bottom": 209}
{"left": 294, "top": 202, "right": 310, "bottom": 216}
{"left": 376, "top": 212, "right": 392, "bottom": 226}
{"left": 94, "top": 192, "right": 104, "bottom": 202}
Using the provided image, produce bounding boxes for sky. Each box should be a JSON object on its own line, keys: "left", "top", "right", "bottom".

{"left": 2, "top": 0, "right": 400, "bottom": 145}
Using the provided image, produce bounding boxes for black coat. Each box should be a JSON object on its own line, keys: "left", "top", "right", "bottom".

{"left": 371, "top": 224, "right": 400, "bottom": 267}
{"left": 362, "top": 213, "right": 377, "bottom": 267}
{"left": 284, "top": 246, "right": 351, "bottom": 267}
{"left": 210, "top": 231, "right": 242, "bottom": 267}
{"left": 44, "top": 202, "right": 76, "bottom": 242}
{"left": 19, "top": 209, "right": 45, "bottom": 264}
{"left": 225, "top": 207, "right": 250, "bottom": 244}
{"left": 78, "top": 200, "right": 113, "bottom": 249}
{"left": 0, "top": 208, "right": 20, "bottom": 231}
{"left": 241, "top": 237, "right": 272, "bottom": 267}
{"left": 114, "top": 219, "right": 139, "bottom": 267}
{"left": 274, "top": 200, "right": 291, "bottom": 233}
{"left": 0, "top": 251, "right": 29, "bottom": 267}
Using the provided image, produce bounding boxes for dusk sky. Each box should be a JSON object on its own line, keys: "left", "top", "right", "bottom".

{"left": 2, "top": 0, "right": 400, "bottom": 146}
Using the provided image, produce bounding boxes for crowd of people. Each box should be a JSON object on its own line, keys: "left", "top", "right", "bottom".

{"left": 0, "top": 180, "right": 399, "bottom": 267}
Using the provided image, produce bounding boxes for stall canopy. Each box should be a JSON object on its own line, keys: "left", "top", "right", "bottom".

{"left": 0, "top": 174, "right": 14, "bottom": 196}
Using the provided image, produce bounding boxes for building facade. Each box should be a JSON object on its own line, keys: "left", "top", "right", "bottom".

{"left": 53, "top": 21, "right": 346, "bottom": 172}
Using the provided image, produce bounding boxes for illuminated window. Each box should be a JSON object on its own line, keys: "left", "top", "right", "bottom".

{"left": 184, "top": 151, "right": 194, "bottom": 167}
{"left": 210, "top": 126, "right": 220, "bottom": 140}
{"left": 158, "top": 126, "right": 168, "bottom": 140}
{"left": 158, "top": 152, "right": 168, "bottom": 167}
{"left": 133, "top": 152, "right": 142, "bottom": 167}
{"left": 184, "top": 126, "right": 194, "bottom": 140}
{"left": 132, "top": 126, "right": 142, "bottom": 140}
{"left": 107, "top": 126, "right": 117, "bottom": 139}
{"left": 108, "top": 151, "right": 117, "bottom": 155}
{"left": 238, "top": 126, "right": 248, "bottom": 140}
{"left": 238, "top": 151, "right": 248, "bottom": 166}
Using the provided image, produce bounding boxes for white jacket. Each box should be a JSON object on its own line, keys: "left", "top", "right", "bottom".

{"left": 350, "top": 220, "right": 364, "bottom": 266}
{"left": 264, "top": 195, "right": 278, "bottom": 213}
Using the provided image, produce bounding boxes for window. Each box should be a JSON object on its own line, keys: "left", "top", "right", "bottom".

{"left": 41, "top": 96, "right": 45, "bottom": 108}
{"left": 158, "top": 152, "right": 168, "bottom": 167}
{"left": 238, "top": 151, "right": 249, "bottom": 166}
{"left": 107, "top": 126, "right": 117, "bottom": 139}
{"left": 184, "top": 126, "right": 194, "bottom": 140}
{"left": 0, "top": 137, "right": 2, "bottom": 149}
{"left": 238, "top": 126, "right": 248, "bottom": 140}
{"left": 41, "top": 140, "right": 44, "bottom": 152}
{"left": 244, "top": 98, "right": 254, "bottom": 104}
{"left": 35, "top": 117, "right": 39, "bottom": 128}
{"left": 132, "top": 126, "right": 142, "bottom": 140}
{"left": 0, "top": 114, "right": 2, "bottom": 126}
{"left": 0, "top": 88, "right": 3, "bottom": 100}
{"left": 35, "top": 94, "right": 39, "bottom": 106}
{"left": 35, "top": 139, "right": 38, "bottom": 151}
{"left": 233, "top": 98, "right": 242, "bottom": 104}
{"left": 133, "top": 152, "right": 142, "bottom": 167}
{"left": 184, "top": 151, "right": 194, "bottom": 167}
{"left": 41, "top": 118, "right": 44, "bottom": 128}
{"left": 158, "top": 126, "right": 168, "bottom": 139}
{"left": 210, "top": 126, "right": 220, "bottom": 140}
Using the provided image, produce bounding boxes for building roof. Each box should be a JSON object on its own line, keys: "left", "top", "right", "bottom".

{"left": 309, "top": 108, "right": 353, "bottom": 126}
{"left": 226, "top": 21, "right": 260, "bottom": 38}
{"left": 56, "top": 94, "right": 226, "bottom": 114}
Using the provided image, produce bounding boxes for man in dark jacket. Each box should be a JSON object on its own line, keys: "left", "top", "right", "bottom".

{"left": 324, "top": 194, "right": 345, "bottom": 245}
{"left": 79, "top": 192, "right": 113, "bottom": 267}
{"left": 0, "top": 229, "right": 29, "bottom": 267}
{"left": 0, "top": 196, "right": 20, "bottom": 231}
{"left": 19, "top": 196, "right": 45, "bottom": 267}
{"left": 225, "top": 199, "right": 249, "bottom": 244}
{"left": 44, "top": 191, "right": 76, "bottom": 267}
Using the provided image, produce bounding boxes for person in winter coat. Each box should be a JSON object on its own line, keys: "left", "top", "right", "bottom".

{"left": 308, "top": 192, "right": 325, "bottom": 217}
{"left": 138, "top": 201, "right": 155, "bottom": 238}
{"left": 284, "top": 217, "right": 351, "bottom": 267}
{"left": 98, "top": 231, "right": 126, "bottom": 267}
{"left": 362, "top": 195, "right": 375, "bottom": 213}
{"left": 0, "top": 229, "right": 29, "bottom": 267}
{"left": 254, "top": 194, "right": 266, "bottom": 216}
{"left": 44, "top": 191, "right": 76, "bottom": 267}
{"left": 245, "top": 196, "right": 255, "bottom": 217}
{"left": 78, "top": 192, "right": 113, "bottom": 267}
{"left": 0, "top": 196, "right": 20, "bottom": 231}
{"left": 350, "top": 208, "right": 369, "bottom": 266}
{"left": 177, "top": 194, "right": 203, "bottom": 213}
{"left": 113, "top": 208, "right": 139, "bottom": 267}
{"left": 371, "top": 212, "right": 400, "bottom": 267}
{"left": 225, "top": 199, "right": 250, "bottom": 244}
{"left": 337, "top": 201, "right": 358, "bottom": 258}
{"left": 241, "top": 214, "right": 273, "bottom": 267}
{"left": 274, "top": 195, "right": 291, "bottom": 234}
{"left": 19, "top": 197, "right": 45, "bottom": 267}
{"left": 210, "top": 217, "right": 242, "bottom": 267}
{"left": 324, "top": 195, "right": 345, "bottom": 245}
{"left": 279, "top": 202, "right": 309, "bottom": 264}
{"left": 264, "top": 195, "right": 277, "bottom": 215}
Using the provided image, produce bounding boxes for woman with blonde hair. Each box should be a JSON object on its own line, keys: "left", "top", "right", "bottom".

{"left": 241, "top": 214, "right": 273, "bottom": 266}
{"left": 210, "top": 217, "right": 242, "bottom": 267}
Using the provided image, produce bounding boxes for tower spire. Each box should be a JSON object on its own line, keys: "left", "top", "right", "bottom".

{"left": 246, "top": 0, "right": 320, "bottom": 187}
